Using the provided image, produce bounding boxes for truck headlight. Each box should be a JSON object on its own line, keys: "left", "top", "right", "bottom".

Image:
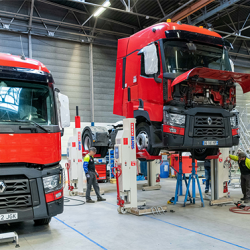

{"left": 230, "top": 116, "right": 237, "bottom": 128}
{"left": 164, "top": 112, "right": 186, "bottom": 127}
{"left": 43, "top": 174, "right": 63, "bottom": 194}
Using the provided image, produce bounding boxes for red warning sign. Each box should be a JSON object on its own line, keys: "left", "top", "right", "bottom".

{"left": 123, "top": 138, "right": 128, "bottom": 145}
{"left": 219, "top": 158, "right": 223, "bottom": 163}
{"left": 72, "top": 142, "right": 76, "bottom": 147}
{"left": 131, "top": 161, "right": 136, "bottom": 166}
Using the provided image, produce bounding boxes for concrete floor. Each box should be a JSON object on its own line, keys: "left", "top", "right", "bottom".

{"left": 1, "top": 178, "right": 250, "bottom": 250}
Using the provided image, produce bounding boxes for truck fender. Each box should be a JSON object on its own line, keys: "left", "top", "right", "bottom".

{"left": 134, "top": 110, "right": 151, "bottom": 123}
{"left": 82, "top": 126, "right": 109, "bottom": 147}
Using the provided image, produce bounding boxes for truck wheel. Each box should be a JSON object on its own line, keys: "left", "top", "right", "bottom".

{"left": 82, "top": 130, "right": 92, "bottom": 151}
{"left": 82, "top": 130, "right": 108, "bottom": 157}
{"left": 136, "top": 122, "right": 160, "bottom": 156}
{"left": 192, "top": 148, "right": 218, "bottom": 161}
{"left": 34, "top": 217, "right": 51, "bottom": 225}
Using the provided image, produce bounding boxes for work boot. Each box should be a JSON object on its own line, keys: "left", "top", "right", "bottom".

{"left": 240, "top": 197, "right": 246, "bottom": 201}
{"left": 205, "top": 190, "right": 209, "bottom": 194}
{"left": 97, "top": 197, "right": 106, "bottom": 202}
{"left": 86, "top": 199, "right": 95, "bottom": 203}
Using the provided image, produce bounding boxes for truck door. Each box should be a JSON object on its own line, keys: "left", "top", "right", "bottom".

{"left": 137, "top": 42, "right": 164, "bottom": 122}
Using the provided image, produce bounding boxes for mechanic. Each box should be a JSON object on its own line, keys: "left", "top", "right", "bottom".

{"left": 83, "top": 147, "right": 106, "bottom": 203}
{"left": 204, "top": 159, "right": 211, "bottom": 194}
{"left": 230, "top": 152, "right": 250, "bottom": 203}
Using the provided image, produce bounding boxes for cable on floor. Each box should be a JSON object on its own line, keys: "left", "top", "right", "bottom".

{"left": 64, "top": 196, "right": 86, "bottom": 206}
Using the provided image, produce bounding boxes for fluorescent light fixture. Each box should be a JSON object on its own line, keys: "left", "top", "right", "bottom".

{"left": 93, "top": 0, "right": 111, "bottom": 17}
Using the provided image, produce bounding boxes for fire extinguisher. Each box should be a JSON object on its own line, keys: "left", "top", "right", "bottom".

{"left": 223, "top": 181, "right": 228, "bottom": 193}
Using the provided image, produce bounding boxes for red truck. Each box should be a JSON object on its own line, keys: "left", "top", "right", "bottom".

{"left": 0, "top": 53, "right": 70, "bottom": 225}
{"left": 83, "top": 21, "right": 250, "bottom": 160}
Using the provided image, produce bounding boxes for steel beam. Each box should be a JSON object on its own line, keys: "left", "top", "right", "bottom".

{"left": 191, "top": 0, "right": 241, "bottom": 25}
{"left": 215, "top": 29, "right": 250, "bottom": 41}
{"left": 28, "top": 0, "right": 34, "bottom": 58}
{"left": 157, "top": 0, "right": 195, "bottom": 23}
{"left": 36, "top": 0, "right": 137, "bottom": 30}
{"left": 0, "top": 18, "right": 118, "bottom": 43}
{"left": 156, "top": 0, "right": 166, "bottom": 17}
{"left": 9, "top": 0, "right": 26, "bottom": 26}
{"left": 172, "top": 0, "right": 215, "bottom": 22}
{"left": 89, "top": 43, "right": 94, "bottom": 125}
{"left": 0, "top": 10, "right": 130, "bottom": 37}
{"left": 68, "top": 0, "right": 160, "bottom": 20}
{"left": 28, "top": 0, "right": 35, "bottom": 29}
{"left": 133, "top": 1, "right": 141, "bottom": 29}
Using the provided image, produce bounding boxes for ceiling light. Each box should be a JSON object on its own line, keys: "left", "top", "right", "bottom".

{"left": 93, "top": 0, "right": 111, "bottom": 17}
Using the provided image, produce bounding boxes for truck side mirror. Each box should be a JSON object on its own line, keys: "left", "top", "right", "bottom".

{"left": 58, "top": 93, "right": 70, "bottom": 128}
{"left": 143, "top": 43, "right": 159, "bottom": 75}
{"left": 55, "top": 90, "right": 70, "bottom": 130}
{"left": 229, "top": 59, "right": 234, "bottom": 72}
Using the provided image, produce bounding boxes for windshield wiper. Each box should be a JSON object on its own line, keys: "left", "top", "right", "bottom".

{"left": 15, "top": 120, "right": 50, "bottom": 133}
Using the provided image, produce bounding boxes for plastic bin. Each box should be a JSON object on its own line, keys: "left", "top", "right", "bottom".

{"left": 160, "top": 162, "right": 169, "bottom": 178}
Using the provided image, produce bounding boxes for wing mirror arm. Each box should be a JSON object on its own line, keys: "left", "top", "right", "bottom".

{"left": 154, "top": 73, "right": 162, "bottom": 83}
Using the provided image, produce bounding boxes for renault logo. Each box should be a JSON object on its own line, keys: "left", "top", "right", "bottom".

{"left": 207, "top": 117, "right": 212, "bottom": 126}
{"left": 0, "top": 181, "right": 6, "bottom": 193}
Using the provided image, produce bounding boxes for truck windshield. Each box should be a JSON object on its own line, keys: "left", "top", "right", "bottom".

{"left": 0, "top": 80, "right": 56, "bottom": 125}
{"left": 163, "top": 40, "right": 232, "bottom": 73}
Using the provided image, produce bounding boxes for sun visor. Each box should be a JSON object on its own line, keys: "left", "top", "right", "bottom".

{"left": 171, "top": 67, "right": 250, "bottom": 94}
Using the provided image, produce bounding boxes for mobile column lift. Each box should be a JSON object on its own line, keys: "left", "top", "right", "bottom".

{"left": 113, "top": 99, "right": 166, "bottom": 215}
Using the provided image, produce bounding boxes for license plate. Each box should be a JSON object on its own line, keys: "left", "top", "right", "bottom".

{"left": 0, "top": 213, "right": 18, "bottom": 221}
{"left": 203, "top": 141, "right": 218, "bottom": 146}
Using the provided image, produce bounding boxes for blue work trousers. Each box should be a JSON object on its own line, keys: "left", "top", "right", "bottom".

{"left": 205, "top": 167, "right": 211, "bottom": 191}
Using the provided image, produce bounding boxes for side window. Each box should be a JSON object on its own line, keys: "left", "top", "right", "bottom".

{"left": 140, "top": 43, "right": 160, "bottom": 77}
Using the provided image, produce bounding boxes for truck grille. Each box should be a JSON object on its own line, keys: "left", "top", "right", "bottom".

{"left": 0, "top": 195, "right": 32, "bottom": 209}
{"left": 194, "top": 128, "right": 225, "bottom": 137}
{"left": 0, "top": 179, "right": 30, "bottom": 195}
{"left": 195, "top": 116, "right": 224, "bottom": 127}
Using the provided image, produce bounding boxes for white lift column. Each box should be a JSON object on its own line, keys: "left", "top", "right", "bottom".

{"left": 114, "top": 118, "right": 138, "bottom": 210}
{"left": 66, "top": 107, "right": 85, "bottom": 195}
{"left": 142, "top": 160, "right": 161, "bottom": 191}
{"left": 210, "top": 148, "right": 233, "bottom": 205}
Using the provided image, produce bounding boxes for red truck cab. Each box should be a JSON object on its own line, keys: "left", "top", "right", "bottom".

{"left": 114, "top": 21, "right": 250, "bottom": 160}
{"left": 0, "top": 53, "right": 70, "bottom": 225}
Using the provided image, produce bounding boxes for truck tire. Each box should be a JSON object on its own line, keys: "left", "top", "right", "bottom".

{"left": 192, "top": 148, "right": 218, "bottom": 161}
{"left": 34, "top": 217, "right": 51, "bottom": 225}
{"left": 136, "top": 122, "right": 160, "bottom": 156}
{"left": 82, "top": 130, "right": 108, "bottom": 158}
{"left": 82, "top": 130, "right": 92, "bottom": 151}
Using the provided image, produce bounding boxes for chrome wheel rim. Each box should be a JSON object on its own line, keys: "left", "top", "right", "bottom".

{"left": 136, "top": 131, "right": 149, "bottom": 150}
{"left": 84, "top": 136, "right": 91, "bottom": 150}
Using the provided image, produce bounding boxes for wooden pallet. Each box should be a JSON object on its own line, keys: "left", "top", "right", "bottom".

{"left": 110, "top": 178, "right": 116, "bottom": 184}
{"left": 129, "top": 205, "right": 167, "bottom": 216}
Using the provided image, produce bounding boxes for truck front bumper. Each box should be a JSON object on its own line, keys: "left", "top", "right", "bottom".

{"left": 0, "top": 164, "right": 64, "bottom": 224}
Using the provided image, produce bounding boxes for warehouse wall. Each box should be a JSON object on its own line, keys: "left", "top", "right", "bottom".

{"left": 0, "top": 31, "right": 28, "bottom": 58}
{"left": 93, "top": 45, "right": 120, "bottom": 124}
{"left": 32, "top": 36, "right": 91, "bottom": 122}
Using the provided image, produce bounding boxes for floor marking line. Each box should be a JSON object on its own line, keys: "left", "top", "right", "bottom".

{"left": 103, "top": 202, "right": 250, "bottom": 250}
{"left": 54, "top": 217, "right": 108, "bottom": 250}
{"left": 146, "top": 216, "right": 250, "bottom": 250}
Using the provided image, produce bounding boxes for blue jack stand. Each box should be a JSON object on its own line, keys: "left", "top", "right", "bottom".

{"left": 184, "top": 151, "right": 205, "bottom": 207}
{"left": 174, "top": 152, "right": 191, "bottom": 205}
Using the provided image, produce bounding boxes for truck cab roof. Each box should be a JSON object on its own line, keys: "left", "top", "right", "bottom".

{"left": 0, "top": 53, "right": 50, "bottom": 73}
{"left": 120, "top": 22, "right": 223, "bottom": 57}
